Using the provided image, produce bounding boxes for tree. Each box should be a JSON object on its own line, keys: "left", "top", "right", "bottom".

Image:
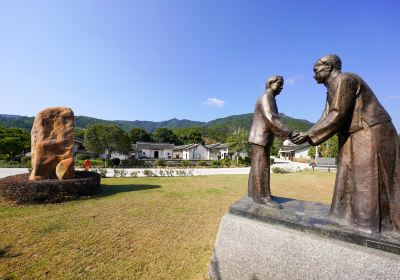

{"left": 0, "top": 127, "right": 30, "bottom": 160}
{"left": 226, "top": 127, "right": 251, "bottom": 164}
{"left": 308, "top": 146, "right": 316, "bottom": 159}
{"left": 129, "top": 128, "right": 152, "bottom": 143}
{"left": 270, "top": 138, "right": 283, "bottom": 156}
{"left": 74, "top": 128, "right": 86, "bottom": 139}
{"left": 318, "top": 135, "right": 339, "bottom": 158}
{"left": 119, "top": 133, "right": 133, "bottom": 157}
{"left": 173, "top": 127, "right": 204, "bottom": 144}
{"left": 84, "top": 124, "right": 130, "bottom": 167}
{"left": 152, "top": 128, "right": 182, "bottom": 144}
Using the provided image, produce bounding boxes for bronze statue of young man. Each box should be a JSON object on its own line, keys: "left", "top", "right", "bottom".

{"left": 248, "top": 76, "right": 293, "bottom": 208}
{"left": 293, "top": 54, "right": 400, "bottom": 235}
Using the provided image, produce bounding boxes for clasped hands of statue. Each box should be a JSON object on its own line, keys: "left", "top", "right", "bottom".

{"left": 289, "top": 130, "right": 309, "bottom": 145}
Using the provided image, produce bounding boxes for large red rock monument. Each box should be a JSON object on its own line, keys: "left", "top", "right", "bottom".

{"left": 29, "top": 107, "right": 75, "bottom": 180}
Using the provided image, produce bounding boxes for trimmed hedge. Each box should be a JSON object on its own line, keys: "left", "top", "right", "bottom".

{"left": 0, "top": 171, "right": 101, "bottom": 204}
{"left": 0, "top": 160, "right": 30, "bottom": 168}
{"left": 75, "top": 153, "right": 92, "bottom": 160}
{"left": 75, "top": 159, "right": 104, "bottom": 167}
{"left": 110, "top": 158, "right": 121, "bottom": 167}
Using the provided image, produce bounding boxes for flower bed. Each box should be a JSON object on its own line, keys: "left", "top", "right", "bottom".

{"left": 0, "top": 171, "right": 101, "bottom": 204}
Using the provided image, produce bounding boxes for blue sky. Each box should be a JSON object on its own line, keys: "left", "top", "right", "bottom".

{"left": 0, "top": 0, "right": 399, "bottom": 130}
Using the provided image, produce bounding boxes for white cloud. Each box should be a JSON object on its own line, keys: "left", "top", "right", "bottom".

{"left": 386, "top": 95, "right": 400, "bottom": 101}
{"left": 203, "top": 97, "right": 225, "bottom": 107}
{"left": 286, "top": 75, "right": 303, "bottom": 86}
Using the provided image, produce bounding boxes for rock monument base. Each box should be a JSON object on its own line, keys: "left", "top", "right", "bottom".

{"left": 207, "top": 197, "right": 400, "bottom": 280}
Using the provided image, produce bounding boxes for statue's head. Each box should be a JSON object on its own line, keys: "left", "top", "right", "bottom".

{"left": 266, "top": 76, "right": 284, "bottom": 95}
{"left": 313, "top": 54, "right": 342, "bottom": 84}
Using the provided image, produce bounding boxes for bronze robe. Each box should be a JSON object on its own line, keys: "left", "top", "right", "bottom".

{"left": 307, "top": 71, "right": 400, "bottom": 234}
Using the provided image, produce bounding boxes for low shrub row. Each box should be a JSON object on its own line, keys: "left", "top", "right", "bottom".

{"left": 90, "top": 168, "right": 194, "bottom": 178}
{"left": 75, "top": 159, "right": 105, "bottom": 168}
{"left": 77, "top": 158, "right": 252, "bottom": 168}
{"left": 271, "top": 167, "right": 291, "bottom": 174}
{"left": 0, "top": 160, "right": 31, "bottom": 168}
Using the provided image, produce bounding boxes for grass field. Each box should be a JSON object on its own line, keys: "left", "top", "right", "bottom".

{"left": 0, "top": 172, "right": 335, "bottom": 280}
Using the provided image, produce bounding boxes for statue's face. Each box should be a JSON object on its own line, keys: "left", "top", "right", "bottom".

{"left": 270, "top": 79, "right": 284, "bottom": 95}
{"left": 313, "top": 60, "right": 331, "bottom": 84}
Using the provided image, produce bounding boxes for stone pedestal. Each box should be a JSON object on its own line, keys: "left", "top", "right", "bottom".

{"left": 208, "top": 197, "right": 400, "bottom": 280}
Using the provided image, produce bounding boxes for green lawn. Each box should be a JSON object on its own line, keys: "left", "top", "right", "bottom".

{"left": 0, "top": 172, "right": 335, "bottom": 280}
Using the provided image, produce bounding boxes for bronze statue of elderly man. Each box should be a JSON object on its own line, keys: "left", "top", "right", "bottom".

{"left": 248, "top": 76, "right": 295, "bottom": 208}
{"left": 293, "top": 54, "right": 400, "bottom": 235}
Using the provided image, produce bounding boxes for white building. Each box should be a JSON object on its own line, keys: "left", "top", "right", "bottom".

{"left": 173, "top": 144, "right": 210, "bottom": 160}
{"left": 133, "top": 142, "right": 174, "bottom": 159}
{"left": 205, "top": 143, "right": 229, "bottom": 160}
{"left": 73, "top": 137, "right": 85, "bottom": 154}
{"left": 279, "top": 139, "right": 311, "bottom": 161}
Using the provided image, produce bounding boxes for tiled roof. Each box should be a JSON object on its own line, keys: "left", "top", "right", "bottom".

{"left": 279, "top": 142, "right": 310, "bottom": 152}
{"left": 133, "top": 142, "right": 174, "bottom": 150}
{"left": 205, "top": 143, "right": 228, "bottom": 150}
{"left": 173, "top": 144, "right": 199, "bottom": 151}
{"left": 74, "top": 137, "right": 84, "bottom": 144}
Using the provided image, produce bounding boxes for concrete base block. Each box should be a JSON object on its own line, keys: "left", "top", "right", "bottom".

{"left": 208, "top": 213, "right": 400, "bottom": 280}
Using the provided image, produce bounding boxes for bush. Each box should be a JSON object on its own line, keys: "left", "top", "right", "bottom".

{"left": 75, "top": 159, "right": 104, "bottom": 168}
{"left": 113, "top": 169, "right": 128, "bottom": 178}
{"left": 165, "top": 169, "right": 175, "bottom": 176}
{"left": 197, "top": 160, "right": 208, "bottom": 167}
{"left": 93, "top": 159, "right": 105, "bottom": 166}
{"left": 271, "top": 166, "right": 290, "bottom": 174}
{"left": 0, "top": 160, "right": 30, "bottom": 168}
{"left": 181, "top": 160, "right": 190, "bottom": 167}
{"left": 0, "top": 171, "right": 101, "bottom": 204}
{"left": 110, "top": 158, "right": 121, "bottom": 167}
{"left": 120, "top": 159, "right": 129, "bottom": 167}
{"left": 20, "top": 156, "right": 31, "bottom": 165}
{"left": 238, "top": 156, "right": 252, "bottom": 166}
{"left": 129, "top": 171, "right": 140, "bottom": 178}
{"left": 175, "top": 169, "right": 194, "bottom": 176}
{"left": 91, "top": 168, "right": 108, "bottom": 178}
{"left": 75, "top": 153, "right": 91, "bottom": 160}
{"left": 221, "top": 158, "right": 231, "bottom": 167}
{"left": 211, "top": 160, "right": 221, "bottom": 168}
{"left": 10, "top": 154, "right": 24, "bottom": 162}
{"left": 143, "top": 170, "right": 155, "bottom": 177}
{"left": 155, "top": 159, "right": 166, "bottom": 167}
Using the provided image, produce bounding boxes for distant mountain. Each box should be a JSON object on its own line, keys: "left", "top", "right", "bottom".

{"left": 0, "top": 114, "right": 206, "bottom": 132}
{"left": 206, "top": 113, "right": 312, "bottom": 131}
{"left": 0, "top": 114, "right": 35, "bottom": 130}
{"left": 112, "top": 118, "right": 206, "bottom": 132}
{"left": 0, "top": 112, "right": 312, "bottom": 139}
{"left": 202, "top": 113, "right": 313, "bottom": 142}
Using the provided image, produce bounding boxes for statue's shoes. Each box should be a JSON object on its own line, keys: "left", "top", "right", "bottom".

{"left": 263, "top": 198, "right": 283, "bottom": 209}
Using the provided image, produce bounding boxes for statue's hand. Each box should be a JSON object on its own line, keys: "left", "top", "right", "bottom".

{"left": 289, "top": 130, "right": 300, "bottom": 140}
{"left": 292, "top": 132, "right": 309, "bottom": 144}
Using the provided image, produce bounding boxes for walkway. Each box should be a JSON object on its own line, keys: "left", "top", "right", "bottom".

{"left": 0, "top": 158, "right": 311, "bottom": 178}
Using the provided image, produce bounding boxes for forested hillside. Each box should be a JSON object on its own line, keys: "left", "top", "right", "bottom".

{"left": 0, "top": 114, "right": 206, "bottom": 132}
{"left": 0, "top": 112, "right": 313, "bottom": 143}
